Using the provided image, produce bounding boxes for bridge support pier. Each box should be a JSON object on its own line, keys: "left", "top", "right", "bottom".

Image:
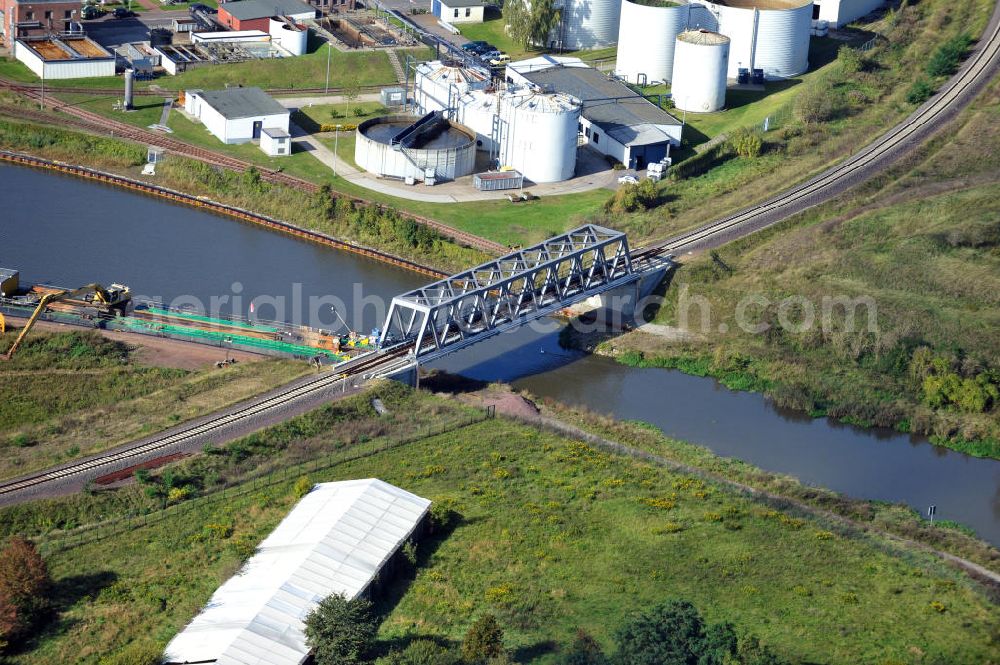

{"left": 381, "top": 360, "right": 419, "bottom": 387}
{"left": 591, "top": 265, "right": 670, "bottom": 328}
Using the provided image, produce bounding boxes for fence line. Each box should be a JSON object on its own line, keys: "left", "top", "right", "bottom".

{"left": 33, "top": 410, "right": 493, "bottom": 556}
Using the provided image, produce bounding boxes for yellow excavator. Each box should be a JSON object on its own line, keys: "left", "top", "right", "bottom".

{"left": 3, "top": 283, "right": 131, "bottom": 360}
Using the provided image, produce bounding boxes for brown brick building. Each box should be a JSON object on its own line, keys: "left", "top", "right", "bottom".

{"left": 0, "top": 0, "right": 82, "bottom": 46}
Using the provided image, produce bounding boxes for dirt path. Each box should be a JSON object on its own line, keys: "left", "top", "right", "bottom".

{"left": 6, "top": 317, "right": 266, "bottom": 370}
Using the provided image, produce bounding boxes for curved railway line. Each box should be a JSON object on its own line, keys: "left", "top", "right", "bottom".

{"left": 636, "top": 6, "right": 1000, "bottom": 257}
{"left": 0, "top": 6, "right": 996, "bottom": 503}
{"left": 0, "top": 347, "right": 411, "bottom": 500}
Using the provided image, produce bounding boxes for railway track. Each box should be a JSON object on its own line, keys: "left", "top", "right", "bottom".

{"left": 637, "top": 6, "right": 1000, "bottom": 258}
{"left": 0, "top": 79, "right": 391, "bottom": 98}
{"left": 0, "top": 347, "right": 411, "bottom": 500}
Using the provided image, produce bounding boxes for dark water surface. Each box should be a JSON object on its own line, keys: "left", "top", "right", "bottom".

{"left": 3, "top": 164, "right": 999, "bottom": 543}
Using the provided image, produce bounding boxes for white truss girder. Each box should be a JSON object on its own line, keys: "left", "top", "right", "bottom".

{"left": 379, "top": 225, "right": 633, "bottom": 357}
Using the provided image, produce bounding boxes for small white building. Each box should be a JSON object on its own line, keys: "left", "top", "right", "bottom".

{"left": 433, "top": 0, "right": 488, "bottom": 24}
{"left": 261, "top": 127, "right": 291, "bottom": 156}
{"left": 14, "top": 37, "right": 115, "bottom": 80}
{"left": 184, "top": 87, "right": 290, "bottom": 145}
{"left": 164, "top": 479, "right": 431, "bottom": 665}
{"left": 814, "top": 0, "right": 885, "bottom": 28}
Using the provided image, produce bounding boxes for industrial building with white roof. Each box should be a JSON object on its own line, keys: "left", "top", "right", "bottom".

{"left": 506, "top": 56, "right": 682, "bottom": 170}
{"left": 163, "top": 478, "right": 431, "bottom": 665}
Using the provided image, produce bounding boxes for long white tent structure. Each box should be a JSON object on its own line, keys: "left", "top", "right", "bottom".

{"left": 164, "top": 479, "right": 431, "bottom": 665}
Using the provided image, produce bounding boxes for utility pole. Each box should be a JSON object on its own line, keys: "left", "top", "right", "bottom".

{"left": 333, "top": 124, "right": 342, "bottom": 176}
{"left": 325, "top": 42, "right": 332, "bottom": 94}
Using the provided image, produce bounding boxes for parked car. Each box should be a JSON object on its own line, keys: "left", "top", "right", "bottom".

{"left": 489, "top": 53, "right": 510, "bottom": 66}
{"left": 617, "top": 174, "right": 639, "bottom": 185}
{"left": 474, "top": 43, "right": 497, "bottom": 55}
{"left": 190, "top": 3, "right": 216, "bottom": 13}
{"left": 112, "top": 7, "right": 134, "bottom": 18}
{"left": 462, "top": 40, "right": 487, "bottom": 51}
{"left": 481, "top": 50, "right": 501, "bottom": 62}
{"left": 81, "top": 4, "right": 102, "bottom": 19}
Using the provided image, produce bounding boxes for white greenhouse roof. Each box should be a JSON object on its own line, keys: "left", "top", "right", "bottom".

{"left": 164, "top": 479, "right": 431, "bottom": 665}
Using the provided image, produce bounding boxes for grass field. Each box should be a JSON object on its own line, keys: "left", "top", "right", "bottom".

{"left": 0, "top": 39, "right": 426, "bottom": 91}
{"left": 5, "top": 386, "right": 998, "bottom": 664}
{"left": 594, "top": 72, "right": 1000, "bottom": 456}
{"left": 0, "top": 330, "right": 309, "bottom": 480}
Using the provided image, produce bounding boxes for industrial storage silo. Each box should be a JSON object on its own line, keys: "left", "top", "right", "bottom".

{"left": 498, "top": 90, "right": 581, "bottom": 183}
{"left": 414, "top": 61, "right": 490, "bottom": 116}
{"left": 552, "top": 0, "right": 623, "bottom": 50}
{"left": 268, "top": 18, "right": 308, "bottom": 56}
{"left": 671, "top": 30, "right": 730, "bottom": 112}
{"left": 688, "top": 0, "right": 811, "bottom": 79}
{"left": 616, "top": 0, "right": 690, "bottom": 85}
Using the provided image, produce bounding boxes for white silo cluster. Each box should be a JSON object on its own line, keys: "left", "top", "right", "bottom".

{"left": 448, "top": 85, "right": 582, "bottom": 183}
{"left": 615, "top": 0, "right": 691, "bottom": 85}
{"left": 671, "top": 29, "right": 730, "bottom": 112}
{"left": 413, "top": 61, "right": 490, "bottom": 116}
{"left": 497, "top": 89, "right": 581, "bottom": 183}
{"left": 551, "top": 0, "right": 623, "bottom": 50}
{"left": 687, "top": 0, "right": 813, "bottom": 79}
{"left": 611, "top": 0, "right": 812, "bottom": 84}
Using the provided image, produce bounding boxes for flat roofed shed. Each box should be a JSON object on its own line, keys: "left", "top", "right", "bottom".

{"left": 197, "top": 87, "right": 289, "bottom": 120}
{"left": 163, "top": 479, "right": 431, "bottom": 665}
{"left": 518, "top": 65, "right": 680, "bottom": 145}
{"left": 222, "top": 0, "right": 315, "bottom": 20}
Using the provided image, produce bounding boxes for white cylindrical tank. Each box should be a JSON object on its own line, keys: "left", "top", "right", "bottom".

{"left": 687, "top": 0, "right": 811, "bottom": 79}
{"left": 553, "top": 0, "right": 623, "bottom": 50}
{"left": 671, "top": 29, "right": 729, "bottom": 112}
{"left": 615, "top": 0, "right": 690, "bottom": 84}
{"left": 414, "top": 60, "right": 490, "bottom": 115}
{"left": 269, "top": 18, "right": 308, "bottom": 56}
{"left": 455, "top": 90, "right": 502, "bottom": 152}
{"left": 498, "top": 90, "right": 581, "bottom": 183}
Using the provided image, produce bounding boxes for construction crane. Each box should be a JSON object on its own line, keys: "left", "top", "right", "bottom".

{"left": 3, "top": 283, "right": 130, "bottom": 360}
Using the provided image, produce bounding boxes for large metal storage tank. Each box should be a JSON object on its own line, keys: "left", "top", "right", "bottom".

{"left": 671, "top": 29, "right": 730, "bottom": 112}
{"left": 498, "top": 90, "right": 581, "bottom": 183}
{"left": 616, "top": 0, "right": 690, "bottom": 84}
{"left": 552, "top": 0, "right": 623, "bottom": 50}
{"left": 687, "top": 0, "right": 811, "bottom": 79}
{"left": 268, "top": 19, "right": 308, "bottom": 56}
{"left": 414, "top": 61, "right": 490, "bottom": 115}
{"left": 455, "top": 90, "right": 502, "bottom": 153}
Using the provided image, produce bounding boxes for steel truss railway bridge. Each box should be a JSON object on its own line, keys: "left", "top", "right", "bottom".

{"left": 373, "top": 224, "right": 670, "bottom": 373}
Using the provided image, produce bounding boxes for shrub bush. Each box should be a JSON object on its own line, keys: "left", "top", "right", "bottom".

{"left": 729, "top": 127, "right": 763, "bottom": 159}
{"left": 906, "top": 78, "right": 935, "bottom": 104}
{"left": 305, "top": 594, "right": 376, "bottom": 665}
{"left": 98, "top": 641, "right": 164, "bottom": 665}
{"left": 462, "top": 614, "right": 506, "bottom": 664}
{"left": 605, "top": 178, "right": 659, "bottom": 214}
{"left": 926, "top": 33, "right": 972, "bottom": 77}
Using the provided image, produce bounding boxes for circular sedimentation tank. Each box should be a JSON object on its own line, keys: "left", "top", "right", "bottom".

{"left": 354, "top": 115, "right": 477, "bottom": 182}
{"left": 671, "top": 29, "right": 730, "bottom": 112}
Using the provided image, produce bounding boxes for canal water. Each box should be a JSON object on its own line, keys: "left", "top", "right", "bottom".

{"left": 3, "top": 163, "right": 999, "bottom": 544}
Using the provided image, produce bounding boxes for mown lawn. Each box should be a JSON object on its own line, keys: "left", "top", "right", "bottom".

{"left": 0, "top": 40, "right": 428, "bottom": 90}
{"left": 0, "top": 330, "right": 308, "bottom": 480}
{"left": 8, "top": 402, "right": 998, "bottom": 664}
